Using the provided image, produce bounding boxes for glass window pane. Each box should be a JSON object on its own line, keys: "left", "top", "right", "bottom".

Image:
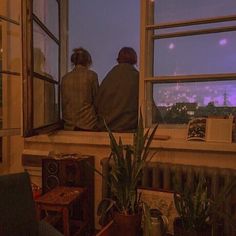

{"left": 152, "top": 80, "right": 236, "bottom": 124}
{"left": 154, "top": 0, "right": 236, "bottom": 24}
{"left": 0, "top": 74, "right": 21, "bottom": 129}
{"left": 33, "top": 78, "right": 59, "bottom": 128}
{"left": 33, "top": 21, "right": 59, "bottom": 81}
{"left": 154, "top": 31, "right": 236, "bottom": 76}
{"left": 0, "top": 21, "right": 21, "bottom": 73}
{"left": 0, "top": 0, "right": 21, "bottom": 23}
{"left": 33, "top": 0, "right": 59, "bottom": 38}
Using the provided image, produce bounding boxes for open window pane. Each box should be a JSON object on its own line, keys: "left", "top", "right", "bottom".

{"left": 33, "top": 78, "right": 59, "bottom": 128}
{"left": 33, "top": 21, "right": 59, "bottom": 81}
{"left": 0, "top": 0, "right": 21, "bottom": 23}
{"left": 33, "top": 0, "right": 59, "bottom": 38}
{"left": 0, "top": 21, "right": 21, "bottom": 73}
{"left": 23, "top": 0, "right": 63, "bottom": 137}
{"left": 154, "top": 31, "right": 236, "bottom": 76}
{"left": 154, "top": 0, "right": 236, "bottom": 24}
{"left": 152, "top": 80, "right": 236, "bottom": 124}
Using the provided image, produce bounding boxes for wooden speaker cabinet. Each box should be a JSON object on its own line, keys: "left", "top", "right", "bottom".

{"left": 42, "top": 155, "right": 95, "bottom": 234}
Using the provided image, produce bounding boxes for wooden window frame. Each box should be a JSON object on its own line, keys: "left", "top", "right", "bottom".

{"left": 22, "top": 0, "right": 67, "bottom": 137}
{"left": 0, "top": 15, "right": 21, "bottom": 137}
{"left": 140, "top": 0, "right": 236, "bottom": 127}
{"left": 0, "top": 6, "right": 22, "bottom": 167}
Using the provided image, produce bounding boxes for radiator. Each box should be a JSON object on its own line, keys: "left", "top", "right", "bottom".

{"left": 100, "top": 158, "right": 236, "bottom": 236}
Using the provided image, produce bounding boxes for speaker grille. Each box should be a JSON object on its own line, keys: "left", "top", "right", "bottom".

{"left": 46, "top": 175, "right": 60, "bottom": 190}
{"left": 42, "top": 155, "right": 95, "bottom": 233}
{"left": 46, "top": 161, "right": 59, "bottom": 175}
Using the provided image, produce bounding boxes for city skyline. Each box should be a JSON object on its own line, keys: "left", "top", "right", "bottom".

{"left": 154, "top": 80, "right": 236, "bottom": 107}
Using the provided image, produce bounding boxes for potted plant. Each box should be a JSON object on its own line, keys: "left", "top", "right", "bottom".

{"left": 173, "top": 175, "right": 236, "bottom": 236}
{"left": 96, "top": 112, "right": 158, "bottom": 236}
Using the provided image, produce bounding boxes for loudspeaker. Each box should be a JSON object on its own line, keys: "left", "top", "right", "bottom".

{"left": 42, "top": 155, "right": 95, "bottom": 233}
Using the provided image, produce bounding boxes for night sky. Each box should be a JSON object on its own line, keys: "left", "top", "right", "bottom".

{"left": 69, "top": 0, "right": 139, "bottom": 83}
{"left": 154, "top": 0, "right": 236, "bottom": 107}
{"left": 69, "top": 0, "right": 236, "bottom": 107}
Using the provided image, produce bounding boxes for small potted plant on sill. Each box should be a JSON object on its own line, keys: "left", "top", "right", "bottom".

{"left": 96, "top": 112, "right": 158, "bottom": 236}
{"left": 173, "top": 175, "right": 236, "bottom": 236}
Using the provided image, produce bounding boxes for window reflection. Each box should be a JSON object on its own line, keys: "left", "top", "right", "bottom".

{"left": 0, "top": 0, "right": 21, "bottom": 23}
{"left": 33, "top": 0, "right": 59, "bottom": 38}
{"left": 33, "top": 78, "right": 58, "bottom": 128}
{"left": 33, "top": 22, "right": 59, "bottom": 81}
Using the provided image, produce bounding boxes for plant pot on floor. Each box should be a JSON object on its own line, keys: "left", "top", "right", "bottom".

{"left": 173, "top": 218, "right": 212, "bottom": 236}
{"left": 113, "top": 212, "right": 142, "bottom": 236}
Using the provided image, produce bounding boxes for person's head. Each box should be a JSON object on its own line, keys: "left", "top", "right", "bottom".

{"left": 71, "top": 47, "right": 92, "bottom": 67}
{"left": 117, "top": 47, "right": 137, "bottom": 65}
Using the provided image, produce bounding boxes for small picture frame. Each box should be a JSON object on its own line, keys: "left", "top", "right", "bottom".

{"left": 187, "top": 117, "right": 207, "bottom": 141}
{"left": 138, "top": 187, "right": 178, "bottom": 235}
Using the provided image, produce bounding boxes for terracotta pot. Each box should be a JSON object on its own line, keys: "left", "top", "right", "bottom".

{"left": 174, "top": 218, "right": 212, "bottom": 236}
{"left": 113, "top": 212, "right": 142, "bottom": 236}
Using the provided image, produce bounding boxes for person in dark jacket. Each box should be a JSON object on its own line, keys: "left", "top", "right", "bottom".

{"left": 95, "top": 47, "right": 139, "bottom": 132}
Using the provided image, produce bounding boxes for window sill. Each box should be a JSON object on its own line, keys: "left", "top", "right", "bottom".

{"left": 24, "top": 130, "right": 236, "bottom": 153}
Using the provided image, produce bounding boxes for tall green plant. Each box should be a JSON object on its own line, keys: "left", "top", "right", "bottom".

{"left": 173, "top": 175, "right": 236, "bottom": 232}
{"left": 97, "top": 112, "right": 158, "bottom": 224}
{"left": 174, "top": 176, "right": 211, "bottom": 231}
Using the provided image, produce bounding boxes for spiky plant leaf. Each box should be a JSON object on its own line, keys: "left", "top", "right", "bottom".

{"left": 96, "top": 112, "right": 159, "bottom": 223}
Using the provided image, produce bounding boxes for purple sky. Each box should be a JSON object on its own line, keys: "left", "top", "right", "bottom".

{"left": 69, "top": 1, "right": 236, "bottom": 107}
{"left": 69, "top": 0, "right": 140, "bottom": 83}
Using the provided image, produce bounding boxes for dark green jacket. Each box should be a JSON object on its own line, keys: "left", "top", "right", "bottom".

{"left": 95, "top": 63, "right": 139, "bottom": 131}
{"left": 61, "top": 65, "right": 99, "bottom": 130}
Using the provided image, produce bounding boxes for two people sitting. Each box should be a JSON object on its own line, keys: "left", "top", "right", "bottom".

{"left": 61, "top": 47, "right": 139, "bottom": 132}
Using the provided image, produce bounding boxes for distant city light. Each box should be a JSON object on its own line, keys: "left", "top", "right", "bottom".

{"left": 219, "top": 38, "right": 227, "bottom": 46}
{"left": 175, "top": 83, "right": 180, "bottom": 90}
{"left": 168, "top": 43, "right": 175, "bottom": 50}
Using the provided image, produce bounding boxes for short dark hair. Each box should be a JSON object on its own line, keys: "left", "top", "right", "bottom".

{"left": 71, "top": 47, "right": 92, "bottom": 67}
{"left": 117, "top": 47, "right": 137, "bottom": 65}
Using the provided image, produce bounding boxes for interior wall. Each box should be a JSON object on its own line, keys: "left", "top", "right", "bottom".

{"left": 23, "top": 138, "right": 236, "bottom": 227}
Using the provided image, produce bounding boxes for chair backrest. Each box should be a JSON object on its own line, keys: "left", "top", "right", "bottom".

{"left": 0, "top": 172, "right": 38, "bottom": 236}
